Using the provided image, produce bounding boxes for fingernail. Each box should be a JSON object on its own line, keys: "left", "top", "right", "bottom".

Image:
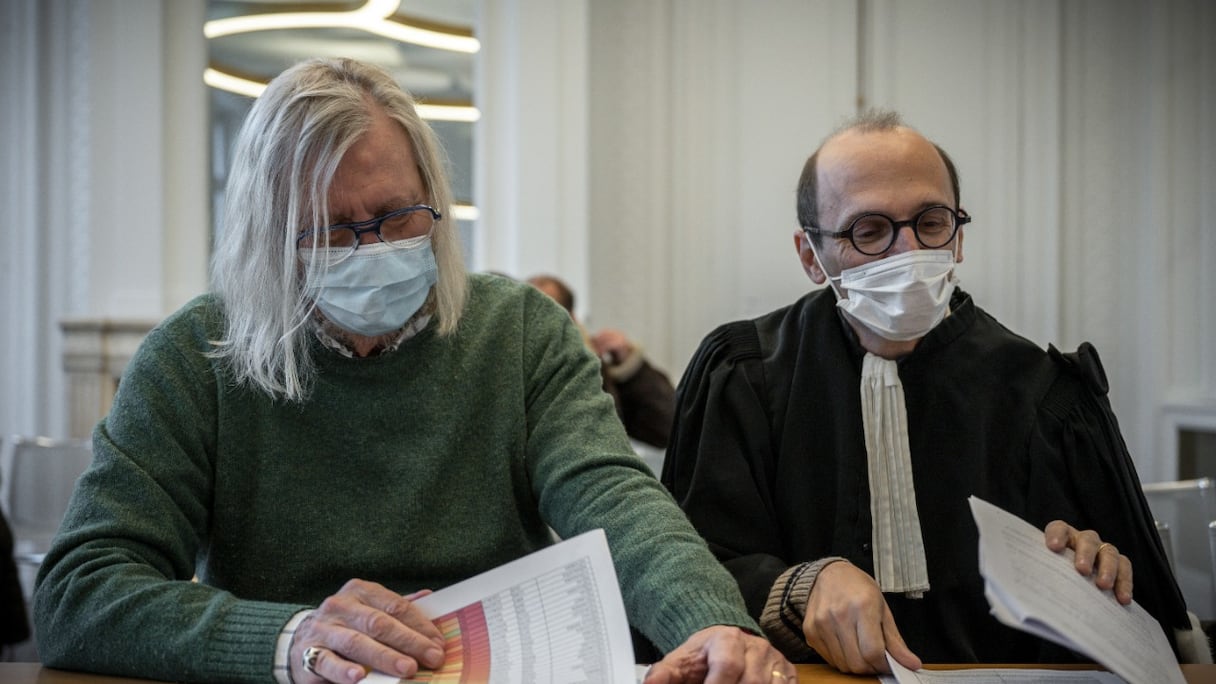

{"left": 348, "top": 666, "right": 365, "bottom": 682}
{"left": 425, "top": 648, "right": 444, "bottom": 666}
{"left": 395, "top": 658, "right": 411, "bottom": 675}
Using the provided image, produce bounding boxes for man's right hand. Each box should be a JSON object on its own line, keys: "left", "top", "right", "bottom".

{"left": 802, "top": 560, "right": 922, "bottom": 674}
{"left": 290, "top": 580, "right": 446, "bottom": 684}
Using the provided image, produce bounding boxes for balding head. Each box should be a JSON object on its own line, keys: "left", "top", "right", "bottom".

{"left": 796, "top": 110, "right": 960, "bottom": 242}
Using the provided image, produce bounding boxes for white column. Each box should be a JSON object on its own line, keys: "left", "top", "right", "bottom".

{"left": 475, "top": 0, "right": 591, "bottom": 312}
{"left": 587, "top": 0, "right": 856, "bottom": 373}
{"left": 0, "top": 0, "right": 43, "bottom": 439}
{"left": 0, "top": 0, "right": 208, "bottom": 440}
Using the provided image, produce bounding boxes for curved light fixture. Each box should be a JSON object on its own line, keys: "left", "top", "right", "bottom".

{"left": 451, "top": 204, "right": 480, "bottom": 222}
{"left": 203, "top": 68, "right": 265, "bottom": 99}
{"left": 204, "top": 1, "right": 482, "bottom": 219}
{"left": 203, "top": 0, "right": 481, "bottom": 123}
{"left": 204, "top": 0, "right": 480, "bottom": 53}
{"left": 203, "top": 67, "right": 480, "bottom": 122}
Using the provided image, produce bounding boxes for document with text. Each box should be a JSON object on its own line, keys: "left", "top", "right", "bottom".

{"left": 963, "top": 496, "right": 1182, "bottom": 684}
{"left": 360, "top": 529, "right": 638, "bottom": 684}
{"left": 882, "top": 498, "right": 1184, "bottom": 684}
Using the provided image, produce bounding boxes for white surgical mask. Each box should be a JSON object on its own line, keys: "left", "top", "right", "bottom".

{"left": 812, "top": 244, "right": 958, "bottom": 341}
{"left": 304, "top": 237, "right": 438, "bottom": 337}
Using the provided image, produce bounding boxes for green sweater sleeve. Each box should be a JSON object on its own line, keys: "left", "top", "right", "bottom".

{"left": 34, "top": 298, "right": 307, "bottom": 682}
{"left": 517, "top": 289, "right": 759, "bottom": 652}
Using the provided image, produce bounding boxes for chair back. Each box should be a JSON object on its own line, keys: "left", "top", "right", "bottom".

{"left": 1, "top": 435, "right": 93, "bottom": 566}
{"left": 1142, "top": 477, "right": 1216, "bottom": 620}
{"left": 631, "top": 440, "right": 665, "bottom": 478}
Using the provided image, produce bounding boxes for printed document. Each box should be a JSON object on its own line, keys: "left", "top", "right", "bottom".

{"left": 965, "top": 496, "right": 1182, "bottom": 684}
{"left": 882, "top": 654, "right": 1126, "bottom": 683}
{"left": 360, "top": 529, "right": 636, "bottom": 684}
{"left": 881, "top": 497, "right": 1184, "bottom": 684}
{"left": 885, "top": 652, "right": 1118, "bottom": 676}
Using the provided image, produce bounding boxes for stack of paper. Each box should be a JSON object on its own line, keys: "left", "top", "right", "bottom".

{"left": 883, "top": 498, "right": 1184, "bottom": 684}
{"left": 966, "top": 496, "right": 1184, "bottom": 684}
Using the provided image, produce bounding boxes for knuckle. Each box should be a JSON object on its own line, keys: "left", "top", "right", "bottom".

{"left": 317, "top": 595, "right": 345, "bottom": 615}
{"left": 341, "top": 578, "right": 369, "bottom": 593}
{"left": 386, "top": 595, "right": 414, "bottom": 618}
{"left": 811, "top": 612, "right": 834, "bottom": 633}
{"left": 334, "top": 629, "right": 361, "bottom": 655}
{"left": 364, "top": 610, "right": 390, "bottom": 637}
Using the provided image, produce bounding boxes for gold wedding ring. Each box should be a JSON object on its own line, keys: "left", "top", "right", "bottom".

{"left": 1096, "top": 542, "right": 1113, "bottom": 555}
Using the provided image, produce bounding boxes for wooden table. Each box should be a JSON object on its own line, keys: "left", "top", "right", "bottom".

{"left": 2, "top": 663, "right": 1215, "bottom": 683}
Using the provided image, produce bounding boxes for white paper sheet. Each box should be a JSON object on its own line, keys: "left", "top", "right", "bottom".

{"left": 883, "top": 651, "right": 1127, "bottom": 683}
{"left": 360, "top": 529, "right": 636, "bottom": 684}
{"left": 965, "top": 496, "right": 1184, "bottom": 684}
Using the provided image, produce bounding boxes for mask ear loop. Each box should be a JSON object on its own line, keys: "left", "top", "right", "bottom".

{"left": 805, "top": 231, "right": 845, "bottom": 300}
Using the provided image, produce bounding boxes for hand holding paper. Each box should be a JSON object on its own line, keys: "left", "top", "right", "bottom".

{"left": 967, "top": 496, "right": 1184, "bottom": 684}
{"left": 360, "top": 530, "right": 637, "bottom": 684}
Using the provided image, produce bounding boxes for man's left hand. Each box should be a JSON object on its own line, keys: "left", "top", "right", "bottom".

{"left": 1044, "top": 520, "right": 1133, "bottom": 604}
{"left": 643, "top": 625, "right": 796, "bottom": 683}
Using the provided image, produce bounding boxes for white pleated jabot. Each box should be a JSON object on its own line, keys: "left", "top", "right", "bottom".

{"left": 860, "top": 353, "right": 930, "bottom": 598}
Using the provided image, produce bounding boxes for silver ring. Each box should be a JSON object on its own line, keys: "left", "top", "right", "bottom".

{"left": 303, "top": 646, "right": 323, "bottom": 676}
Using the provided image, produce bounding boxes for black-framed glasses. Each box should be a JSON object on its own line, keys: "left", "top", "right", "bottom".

{"left": 803, "top": 205, "right": 971, "bottom": 256}
{"left": 296, "top": 204, "right": 441, "bottom": 262}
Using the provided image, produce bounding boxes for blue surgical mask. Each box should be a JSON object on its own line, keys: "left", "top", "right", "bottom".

{"left": 304, "top": 237, "right": 438, "bottom": 336}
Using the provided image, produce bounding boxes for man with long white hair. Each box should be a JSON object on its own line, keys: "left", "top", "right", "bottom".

{"left": 33, "top": 58, "right": 791, "bottom": 684}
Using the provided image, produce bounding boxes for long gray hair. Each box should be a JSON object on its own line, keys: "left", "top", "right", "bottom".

{"left": 209, "top": 57, "right": 468, "bottom": 401}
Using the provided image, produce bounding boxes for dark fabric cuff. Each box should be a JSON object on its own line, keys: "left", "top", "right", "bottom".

{"left": 759, "top": 557, "right": 847, "bottom": 661}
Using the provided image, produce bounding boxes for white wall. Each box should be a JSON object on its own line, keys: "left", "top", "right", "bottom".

{"left": 1, "top": 0, "right": 1212, "bottom": 484}
{"left": 482, "top": 0, "right": 1216, "bottom": 482}
{"left": 0, "top": 0, "right": 208, "bottom": 440}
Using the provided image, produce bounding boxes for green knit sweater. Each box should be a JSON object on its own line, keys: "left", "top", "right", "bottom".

{"left": 34, "top": 274, "right": 757, "bottom": 683}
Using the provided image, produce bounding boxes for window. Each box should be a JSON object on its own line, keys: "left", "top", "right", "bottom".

{"left": 205, "top": 0, "right": 478, "bottom": 264}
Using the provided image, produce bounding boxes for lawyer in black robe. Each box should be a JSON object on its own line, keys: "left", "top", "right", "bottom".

{"left": 662, "top": 286, "right": 1192, "bottom": 664}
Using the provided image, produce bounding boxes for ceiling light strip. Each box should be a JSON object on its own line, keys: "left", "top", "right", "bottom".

{"left": 451, "top": 204, "right": 480, "bottom": 222}
{"left": 204, "top": 68, "right": 480, "bottom": 123}
{"left": 204, "top": 1, "right": 479, "bottom": 54}
{"left": 203, "top": 68, "right": 265, "bottom": 99}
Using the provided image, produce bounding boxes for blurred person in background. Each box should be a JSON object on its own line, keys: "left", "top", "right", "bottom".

{"left": 529, "top": 274, "right": 676, "bottom": 449}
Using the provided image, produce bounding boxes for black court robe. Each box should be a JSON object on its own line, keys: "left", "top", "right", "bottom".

{"left": 662, "top": 287, "right": 1190, "bottom": 663}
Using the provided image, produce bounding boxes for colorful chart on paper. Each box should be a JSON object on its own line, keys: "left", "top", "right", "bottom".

{"left": 404, "top": 604, "right": 490, "bottom": 683}
{"left": 397, "top": 556, "right": 616, "bottom": 683}
{"left": 360, "top": 531, "right": 633, "bottom": 684}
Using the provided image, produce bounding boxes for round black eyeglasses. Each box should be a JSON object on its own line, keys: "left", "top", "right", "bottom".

{"left": 803, "top": 205, "right": 971, "bottom": 256}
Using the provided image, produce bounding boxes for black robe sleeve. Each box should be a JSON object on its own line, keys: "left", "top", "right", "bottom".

{"left": 1026, "top": 343, "right": 1191, "bottom": 642}
{"left": 662, "top": 321, "right": 790, "bottom": 616}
